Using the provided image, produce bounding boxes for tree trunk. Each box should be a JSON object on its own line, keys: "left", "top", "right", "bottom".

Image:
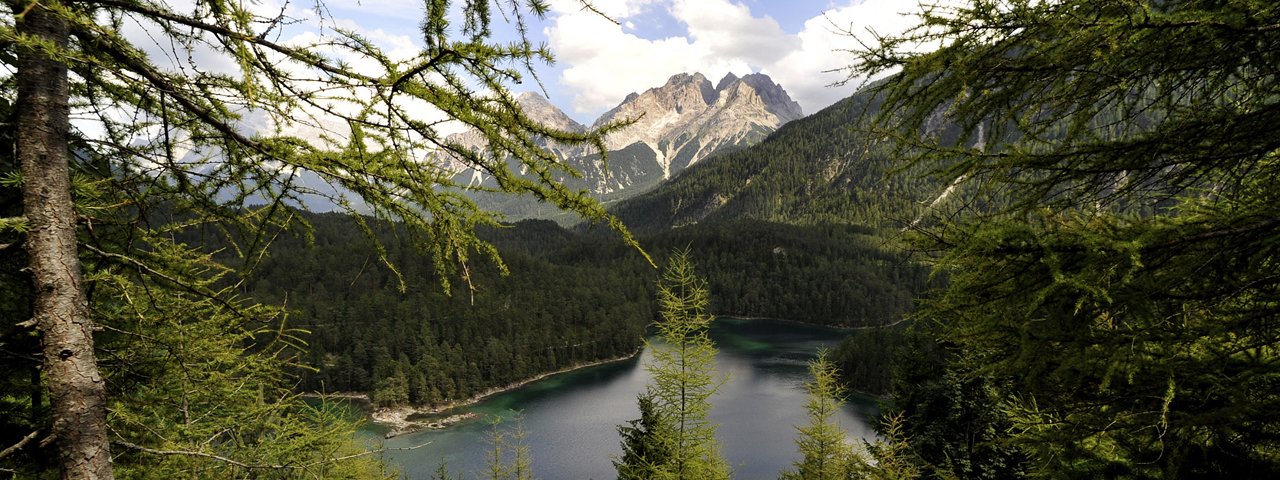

{"left": 16, "top": 1, "right": 114, "bottom": 478}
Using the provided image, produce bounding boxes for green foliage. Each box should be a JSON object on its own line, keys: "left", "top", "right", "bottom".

{"left": 616, "top": 393, "right": 675, "bottom": 480}
{"left": 649, "top": 220, "right": 930, "bottom": 327}
{"left": 635, "top": 250, "right": 730, "bottom": 480}
{"left": 4, "top": 0, "right": 639, "bottom": 295}
{"left": 611, "top": 90, "right": 935, "bottom": 234}
{"left": 782, "top": 351, "right": 855, "bottom": 480}
{"left": 886, "top": 328, "right": 1026, "bottom": 480}
{"left": 831, "top": 324, "right": 908, "bottom": 396}
{"left": 3, "top": 0, "right": 645, "bottom": 476}
{"left": 852, "top": 0, "right": 1280, "bottom": 477}
{"left": 852, "top": 413, "right": 922, "bottom": 480}
{"left": 783, "top": 353, "right": 926, "bottom": 480}
{"left": 482, "top": 414, "right": 533, "bottom": 480}
{"left": 245, "top": 214, "right": 923, "bottom": 405}
{"left": 241, "top": 214, "right": 654, "bottom": 405}
{"left": 83, "top": 231, "right": 388, "bottom": 479}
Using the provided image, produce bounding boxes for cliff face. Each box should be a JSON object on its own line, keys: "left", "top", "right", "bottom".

{"left": 448, "top": 72, "right": 803, "bottom": 218}
{"left": 590, "top": 72, "right": 803, "bottom": 187}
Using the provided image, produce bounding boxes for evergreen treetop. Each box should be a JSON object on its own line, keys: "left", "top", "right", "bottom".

{"left": 849, "top": 0, "right": 1280, "bottom": 476}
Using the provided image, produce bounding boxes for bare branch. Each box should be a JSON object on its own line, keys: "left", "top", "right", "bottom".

{"left": 577, "top": 0, "right": 619, "bottom": 25}
{"left": 0, "top": 430, "right": 41, "bottom": 460}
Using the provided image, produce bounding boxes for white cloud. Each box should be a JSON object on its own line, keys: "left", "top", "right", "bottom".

{"left": 672, "top": 0, "right": 796, "bottom": 67}
{"left": 546, "top": 6, "right": 753, "bottom": 117}
{"left": 547, "top": 0, "right": 956, "bottom": 119}
{"left": 764, "top": 0, "right": 934, "bottom": 115}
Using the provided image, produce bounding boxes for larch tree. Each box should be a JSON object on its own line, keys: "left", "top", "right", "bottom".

{"left": 782, "top": 351, "right": 853, "bottom": 480}
{"left": 847, "top": 0, "right": 1280, "bottom": 477}
{"left": 783, "top": 351, "right": 923, "bottom": 480}
{"left": 632, "top": 249, "right": 729, "bottom": 480}
{"left": 1, "top": 0, "right": 638, "bottom": 477}
{"left": 482, "top": 413, "right": 533, "bottom": 480}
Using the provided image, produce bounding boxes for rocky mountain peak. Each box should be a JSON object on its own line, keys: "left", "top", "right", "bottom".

{"left": 446, "top": 72, "right": 806, "bottom": 218}
{"left": 585, "top": 71, "right": 804, "bottom": 185}
{"left": 515, "top": 92, "right": 585, "bottom": 133}
{"left": 737, "top": 73, "right": 804, "bottom": 121}
{"left": 716, "top": 72, "right": 740, "bottom": 91}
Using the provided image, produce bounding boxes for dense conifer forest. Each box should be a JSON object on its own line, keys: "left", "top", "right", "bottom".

{"left": 6, "top": 0, "right": 1278, "bottom": 477}
{"left": 243, "top": 212, "right": 926, "bottom": 407}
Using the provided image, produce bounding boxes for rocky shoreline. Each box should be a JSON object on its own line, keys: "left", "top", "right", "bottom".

{"left": 371, "top": 408, "right": 477, "bottom": 438}
{"left": 312, "top": 350, "right": 642, "bottom": 438}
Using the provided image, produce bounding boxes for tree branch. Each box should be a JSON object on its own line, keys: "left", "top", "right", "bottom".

{"left": 85, "top": 0, "right": 375, "bottom": 82}
{"left": 0, "top": 430, "right": 41, "bottom": 460}
{"left": 79, "top": 243, "right": 252, "bottom": 320}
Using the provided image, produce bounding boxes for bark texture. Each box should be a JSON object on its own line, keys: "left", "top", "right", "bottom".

{"left": 16, "top": 1, "right": 115, "bottom": 478}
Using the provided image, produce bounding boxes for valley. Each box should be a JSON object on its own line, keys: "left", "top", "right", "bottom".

{"left": 4, "top": 1, "right": 1276, "bottom": 478}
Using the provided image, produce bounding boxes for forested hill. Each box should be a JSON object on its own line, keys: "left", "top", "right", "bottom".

{"left": 609, "top": 86, "right": 940, "bottom": 233}
{"left": 246, "top": 81, "right": 947, "bottom": 407}
{"left": 245, "top": 212, "right": 927, "bottom": 406}
{"left": 245, "top": 213, "right": 653, "bottom": 406}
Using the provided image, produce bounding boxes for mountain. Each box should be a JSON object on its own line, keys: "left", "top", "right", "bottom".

{"left": 451, "top": 72, "right": 803, "bottom": 220}
{"left": 589, "top": 72, "right": 803, "bottom": 189}
{"left": 608, "top": 85, "right": 944, "bottom": 234}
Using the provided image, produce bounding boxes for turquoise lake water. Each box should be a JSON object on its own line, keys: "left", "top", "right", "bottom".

{"left": 358, "top": 318, "right": 880, "bottom": 479}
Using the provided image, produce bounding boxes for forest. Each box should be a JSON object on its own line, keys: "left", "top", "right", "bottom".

{"left": 4, "top": 0, "right": 1279, "bottom": 478}
{"left": 241, "top": 212, "right": 925, "bottom": 407}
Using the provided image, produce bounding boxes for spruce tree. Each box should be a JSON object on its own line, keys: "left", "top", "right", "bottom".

{"left": 616, "top": 392, "right": 674, "bottom": 480}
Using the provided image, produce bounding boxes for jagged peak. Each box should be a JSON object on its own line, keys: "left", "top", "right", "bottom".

{"left": 715, "top": 72, "right": 740, "bottom": 91}
{"left": 516, "top": 91, "right": 553, "bottom": 106}
{"left": 663, "top": 72, "right": 708, "bottom": 87}
{"left": 739, "top": 73, "right": 804, "bottom": 120}
{"left": 658, "top": 72, "right": 717, "bottom": 105}
{"left": 511, "top": 91, "right": 584, "bottom": 132}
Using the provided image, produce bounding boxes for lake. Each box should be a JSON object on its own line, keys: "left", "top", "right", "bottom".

{"left": 359, "top": 318, "right": 880, "bottom": 479}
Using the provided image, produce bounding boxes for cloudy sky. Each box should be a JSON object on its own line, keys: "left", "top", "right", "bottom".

{"left": 282, "top": 0, "right": 932, "bottom": 123}
{"left": 537, "top": 0, "right": 929, "bottom": 122}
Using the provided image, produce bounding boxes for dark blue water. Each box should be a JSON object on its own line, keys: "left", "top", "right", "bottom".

{"left": 360, "top": 318, "right": 880, "bottom": 479}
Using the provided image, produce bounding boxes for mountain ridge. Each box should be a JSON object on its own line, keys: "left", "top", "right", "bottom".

{"left": 608, "top": 85, "right": 940, "bottom": 234}
{"left": 449, "top": 71, "right": 804, "bottom": 220}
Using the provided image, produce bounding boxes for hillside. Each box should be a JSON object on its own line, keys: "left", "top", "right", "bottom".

{"left": 242, "top": 213, "right": 927, "bottom": 407}
{"left": 450, "top": 72, "right": 805, "bottom": 221}
{"left": 610, "top": 86, "right": 943, "bottom": 233}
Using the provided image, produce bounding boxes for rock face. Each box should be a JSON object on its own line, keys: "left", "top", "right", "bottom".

{"left": 451, "top": 72, "right": 802, "bottom": 216}
{"left": 587, "top": 72, "right": 803, "bottom": 194}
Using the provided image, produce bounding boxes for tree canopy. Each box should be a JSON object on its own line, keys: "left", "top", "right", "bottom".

{"left": 2, "top": 0, "right": 637, "bottom": 477}
{"left": 851, "top": 0, "right": 1280, "bottom": 477}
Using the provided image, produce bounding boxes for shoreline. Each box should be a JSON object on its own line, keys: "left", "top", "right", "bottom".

{"left": 310, "top": 317, "right": 895, "bottom": 437}
{"left": 715, "top": 313, "right": 907, "bottom": 331}
{"left": 316, "top": 349, "right": 643, "bottom": 438}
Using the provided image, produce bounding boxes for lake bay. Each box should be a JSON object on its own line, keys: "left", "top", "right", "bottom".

{"left": 360, "top": 318, "right": 880, "bottom": 479}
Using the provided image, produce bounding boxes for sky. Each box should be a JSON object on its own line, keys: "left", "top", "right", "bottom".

{"left": 309, "top": 0, "right": 935, "bottom": 124}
